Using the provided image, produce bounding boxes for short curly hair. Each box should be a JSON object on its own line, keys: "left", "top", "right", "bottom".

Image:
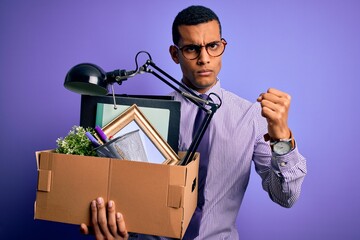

{"left": 172, "top": 5, "right": 222, "bottom": 45}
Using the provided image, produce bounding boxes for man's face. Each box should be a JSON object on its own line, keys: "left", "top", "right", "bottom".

{"left": 170, "top": 20, "right": 223, "bottom": 94}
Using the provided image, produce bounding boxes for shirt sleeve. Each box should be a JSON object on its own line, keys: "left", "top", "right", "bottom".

{"left": 252, "top": 114, "right": 307, "bottom": 208}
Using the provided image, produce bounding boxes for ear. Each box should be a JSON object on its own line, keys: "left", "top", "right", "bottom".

{"left": 169, "top": 45, "right": 180, "bottom": 64}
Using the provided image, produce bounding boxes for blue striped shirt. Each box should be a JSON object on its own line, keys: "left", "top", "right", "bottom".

{"left": 133, "top": 80, "right": 307, "bottom": 239}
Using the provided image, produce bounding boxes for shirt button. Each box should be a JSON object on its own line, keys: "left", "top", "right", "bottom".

{"left": 280, "top": 162, "right": 287, "bottom": 167}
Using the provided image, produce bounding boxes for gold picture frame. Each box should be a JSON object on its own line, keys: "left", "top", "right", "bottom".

{"left": 102, "top": 104, "right": 180, "bottom": 165}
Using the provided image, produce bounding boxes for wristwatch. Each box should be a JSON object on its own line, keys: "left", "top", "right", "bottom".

{"left": 264, "top": 131, "right": 295, "bottom": 155}
{"left": 270, "top": 139, "right": 294, "bottom": 155}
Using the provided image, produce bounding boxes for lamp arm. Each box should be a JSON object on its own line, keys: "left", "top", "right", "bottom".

{"left": 181, "top": 103, "right": 218, "bottom": 165}
{"left": 141, "top": 59, "right": 209, "bottom": 112}
{"left": 145, "top": 60, "right": 198, "bottom": 97}
{"left": 139, "top": 58, "right": 221, "bottom": 166}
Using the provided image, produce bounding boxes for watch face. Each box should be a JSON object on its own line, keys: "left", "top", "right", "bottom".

{"left": 273, "top": 141, "right": 292, "bottom": 155}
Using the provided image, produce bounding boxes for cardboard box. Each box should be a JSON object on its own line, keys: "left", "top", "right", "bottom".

{"left": 34, "top": 150, "right": 199, "bottom": 239}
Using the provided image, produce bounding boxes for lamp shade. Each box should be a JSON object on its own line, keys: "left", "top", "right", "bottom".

{"left": 64, "top": 63, "right": 109, "bottom": 96}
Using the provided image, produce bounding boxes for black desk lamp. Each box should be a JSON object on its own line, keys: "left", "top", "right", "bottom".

{"left": 64, "top": 51, "right": 221, "bottom": 166}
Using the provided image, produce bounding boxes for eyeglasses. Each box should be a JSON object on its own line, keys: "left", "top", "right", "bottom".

{"left": 175, "top": 38, "right": 227, "bottom": 60}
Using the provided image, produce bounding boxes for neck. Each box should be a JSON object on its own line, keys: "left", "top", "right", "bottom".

{"left": 181, "top": 79, "right": 217, "bottom": 94}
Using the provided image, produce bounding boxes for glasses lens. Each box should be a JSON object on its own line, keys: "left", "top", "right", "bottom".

{"left": 206, "top": 40, "right": 226, "bottom": 57}
{"left": 181, "top": 45, "right": 201, "bottom": 60}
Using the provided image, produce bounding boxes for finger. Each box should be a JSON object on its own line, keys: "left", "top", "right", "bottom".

{"left": 262, "top": 105, "right": 290, "bottom": 139}
{"left": 116, "top": 212, "right": 129, "bottom": 238}
{"left": 107, "top": 200, "right": 118, "bottom": 236}
{"left": 80, "top": 224, "right": 95, "bottom": 235}
{"left": 267, "top": 88, "right": 291, "bottom": 100}
{"left": 261, "top": 106, "right": 278, "bottom": 122}
{"left": 258, "top": 89, "right": 291, "bottom": 105}
{"left": 259, "top": 99, "right": 277, "bottom": 112}
{"left": 257, "top": 93, "right": 281, "bottom": 106}
{"left": 260, "top": 94, "right": 291, "bottom": 115}
{"left": 261, "top": 92, "right": 282, "bottom": 105}
{"left": 96, "top": 197, "right": 113, "bottom": 238}
{"left": 90, "top": 200, "right": 103, "bottom": 240}
{"left": 257, "top": 93, "right": 264, "bottom": 102}
{"left": 80, "top": 223, "right": 89, "bottom": 235}
{"left": 262, "top": 100, "right": 289, "bottom": 121}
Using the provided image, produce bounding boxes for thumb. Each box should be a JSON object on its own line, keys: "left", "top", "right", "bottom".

{"left": 80, "top": 223, "right": 90, "bottom": 235}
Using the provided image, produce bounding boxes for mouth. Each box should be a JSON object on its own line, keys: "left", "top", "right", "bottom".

{"left": 197, "top": 69, "right": 212, "bottom": 76}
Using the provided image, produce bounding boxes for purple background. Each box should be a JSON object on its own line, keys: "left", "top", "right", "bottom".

{"left": 1, "top": 0, "right": 359, "bottom": 239}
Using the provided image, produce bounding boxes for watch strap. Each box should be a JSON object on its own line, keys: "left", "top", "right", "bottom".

{"left": 264, "top": 130, "right": 295, "bottom": 150}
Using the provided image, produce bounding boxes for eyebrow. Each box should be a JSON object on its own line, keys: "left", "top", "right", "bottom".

{"left": 182, "top": 40, "right": 221, "bottom": 47}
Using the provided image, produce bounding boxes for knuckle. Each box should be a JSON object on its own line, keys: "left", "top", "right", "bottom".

{"left": 278, "top": 106, "right": 286, "bottom": 114}
{"left": 107, "top": 221, "right": 115, "bottom": 230}
{"left": 284, "top": 102, "right": 290, "bottom": 109}
{"left": 107, "top": 206, "right": 115, "bottom": 214}
{"left": 98, "top": 218, "right": 107, "bottom": 226}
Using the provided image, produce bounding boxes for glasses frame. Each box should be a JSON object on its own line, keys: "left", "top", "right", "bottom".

{"left": 175, "top": 38, "right": 227, "bottom": 60}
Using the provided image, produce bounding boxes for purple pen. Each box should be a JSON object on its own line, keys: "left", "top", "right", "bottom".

{"left": 94, "top": 126, "right": 109, "bottom": 143}
{"left": 85, "top": 132, "right": 101, "bottom": 147}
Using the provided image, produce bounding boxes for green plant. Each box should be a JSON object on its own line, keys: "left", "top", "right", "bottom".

{"left": 56, "top": 125, "right": 97, "bottom": 156}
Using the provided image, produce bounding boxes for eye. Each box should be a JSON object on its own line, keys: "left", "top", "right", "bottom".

{"left": 207, "top": 42, "right": 220, "bottom": 50}
{"left": 183, "top": 45, "right": 200, "bottom": 53}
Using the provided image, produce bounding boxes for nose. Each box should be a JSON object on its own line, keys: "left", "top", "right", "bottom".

{"left": 197, "top": 46, "right": 210, "bottom": 65}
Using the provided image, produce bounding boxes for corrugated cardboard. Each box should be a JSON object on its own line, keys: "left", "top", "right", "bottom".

{"left": 34, "top": 150, "right": 199, "bottom": 239}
